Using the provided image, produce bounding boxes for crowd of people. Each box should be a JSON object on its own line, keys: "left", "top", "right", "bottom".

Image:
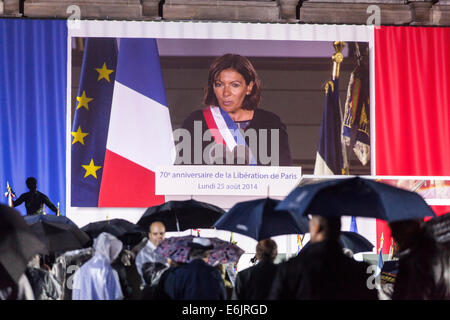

{"left": 1, "top": 207, "right": 449, "bottom": 300}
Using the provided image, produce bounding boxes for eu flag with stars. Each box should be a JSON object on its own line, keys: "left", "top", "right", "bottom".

{"left": 71, "top": 38, "right": 118, "bottom": 206}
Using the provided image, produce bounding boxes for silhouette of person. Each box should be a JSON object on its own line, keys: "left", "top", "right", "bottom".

{"left": 232, "top": 239, "right": 278, "bottom": 300}
{"left": 13, "top": 177, "right": 58, "bottom": 216}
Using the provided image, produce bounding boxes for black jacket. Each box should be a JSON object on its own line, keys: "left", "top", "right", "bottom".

{"left": 177, "top": 108, "right": 292, "bottom": 166}
{"left": 269, "top": 240, "right": 378, "bottom": 300}
{"left": 13, "top": 191, "right": 57, "bottom": 215}
{"left": 163, "top": 259, "right": 226, "bottom": 300}
{"left": 232, "top": 260, "right": 278, "bottom": 300}
{"left": 392, "top": 234, "right": 450, "bottom": 300}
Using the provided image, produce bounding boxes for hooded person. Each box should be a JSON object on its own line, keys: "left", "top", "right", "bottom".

{"left": 72, "top": 232, "right": 124, "bottom": 300}
{"left": 25, "top": 254, "right": 62, "bottom": 300}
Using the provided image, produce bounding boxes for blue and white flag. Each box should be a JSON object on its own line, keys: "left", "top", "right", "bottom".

{"left": 350, "top": 216, "right": 358, "bottom": 233}
{"left": 375, "top": 234, "right": 384, "bottom": 278}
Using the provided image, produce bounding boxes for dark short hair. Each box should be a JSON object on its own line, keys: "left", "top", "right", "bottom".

{"left": 311, "top": 215, "right": 342, "bottom": 241}
{"left": 202, "top": 53, "right": 262, "bottom": 110}
{"left": 26, "top": 177, "right": 37, "bottom": 190}
{"left": 256, "top": 239, "right": 277, "bottom": 262}
{"left": 388, "top": 219, "right": 424, "bottom": 252}
{"left": 188, "top": 248, "right": 210, "bottom": 260}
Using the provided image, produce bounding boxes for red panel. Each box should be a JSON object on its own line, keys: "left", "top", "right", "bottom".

{"left": 374, "top": 26, "right": 450, "bottom": 252}
{"left": 430, "top": 205, "right": 450, "bottom": 217}
{"left": 375, "top": 26, "right": 450, "bottom": 176}
{"left": 98, "top": 149, "right": 165, "bottom": 207}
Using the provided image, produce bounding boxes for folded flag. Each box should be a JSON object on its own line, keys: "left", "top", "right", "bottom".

{"left": 314, "top": 79, "right": 347, "bottom": 175}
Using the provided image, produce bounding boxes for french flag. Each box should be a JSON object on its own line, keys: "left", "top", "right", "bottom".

{"left": 98, "top": 38, "right": 176, "bottom": 207}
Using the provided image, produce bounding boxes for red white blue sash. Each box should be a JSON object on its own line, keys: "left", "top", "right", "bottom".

{"left": 202, "top": 105, "right": 256, "bottom": 165}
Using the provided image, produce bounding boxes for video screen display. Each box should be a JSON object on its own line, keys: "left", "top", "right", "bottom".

{"left": 68, "top": 22, "right": 373, "bottom": 209}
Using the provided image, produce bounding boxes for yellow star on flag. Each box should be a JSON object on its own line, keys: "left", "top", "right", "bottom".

{"left": 95, "top": 62, "right": 114, "bottom": 82}
{"left": 76, "top": 91, "right": 93, "bottom": 110}
{"left": 71, "top": 126, "right": 89, "bottom": 145}
{"left": 81, "top": 159, "right": 102, "bottom": 179}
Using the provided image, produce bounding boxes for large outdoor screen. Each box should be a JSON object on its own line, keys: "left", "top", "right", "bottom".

{"left": 66, "top": 22, "right": 375, "bottom": 233}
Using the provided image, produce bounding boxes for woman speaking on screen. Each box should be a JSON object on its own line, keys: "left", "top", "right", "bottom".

{"left": 175, "top": 53, "right": 292, "bottom": 166}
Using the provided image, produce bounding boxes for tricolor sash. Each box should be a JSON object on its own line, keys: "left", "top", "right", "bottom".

{"left": 202, "top": 105, "right": 256, "bottom": 165}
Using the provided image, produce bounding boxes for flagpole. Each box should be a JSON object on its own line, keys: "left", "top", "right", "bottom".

{"left": 379, "top": 232, "right": 384, "bottom": 254}
{"left": 332, "top": 41, "right": 345, "bottom": 81}
{"left": 388, "top": 243, "right": 394, "bottom": 260}
{"left": 6, "top": 181, "right": 14, "bottom": 207}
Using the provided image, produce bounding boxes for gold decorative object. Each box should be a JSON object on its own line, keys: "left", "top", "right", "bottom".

{"left": 332, "top": 41, "right": 345, "bottom": 80}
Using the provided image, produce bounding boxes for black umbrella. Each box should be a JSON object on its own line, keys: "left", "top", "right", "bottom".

{"left": 214, "top": 198, "right": 309, "bottom": 241}
{"left": 303, "top": 231, "right": 374, "bottom": 254}
{"left": 28, "top": 220, "right": 91, "bottom": 254}
{"left": 81, "top": 218, "right": 147, "bottom": 248}
{"left": 0, "top": 204, "right": 47, "bottom": 286}
{"left": 339, "top": 231, "right": 374, "bottom": 253}
{"left": 24, "top": 214, "right": 78, "bottom": 227}
{"left": 137, "top": 199, "right": 225, "bottom": 232}
{"left": 277, "top": 177, "right": 436, "bottom": 222}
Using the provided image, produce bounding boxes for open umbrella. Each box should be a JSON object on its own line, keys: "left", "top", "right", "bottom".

{"left": 276, "top": 177, "right": 436, "bottom": 222}
{"left": 339, "top": 231, "right": 374, "bottom": 253}
{"left": 154, "top": 235, "right": 244, "bottom": 266}
{"left": 24, "top": 214, "right": 78, "bottom": 227}
{"left": 302, "top": 231, "right": 374, "bottom": 254}
{"left": 81, "top": 218, "right": 147, "bottom": 248}
{"left": 28, "top": 220, "right": 91, "bottom": 254}
{"left": 137, "top": 199, "right": 225, "bottom": 232}
{"left": 0, "top": 204, "right": 47, "bottom": 286}
{"left": 214, "top": 198, "right": 309, "bottom": 241}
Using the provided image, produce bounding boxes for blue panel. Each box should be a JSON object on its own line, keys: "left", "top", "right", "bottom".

{"left": 0, "top": 19, "right": 67, "bottom": 216}
{"left": 115, "top": 38, "right": 168, "bottom": 107}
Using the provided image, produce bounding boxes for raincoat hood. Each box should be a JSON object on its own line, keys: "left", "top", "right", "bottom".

{"left": 93, "top": 232, "right": 123, "bottom": 264}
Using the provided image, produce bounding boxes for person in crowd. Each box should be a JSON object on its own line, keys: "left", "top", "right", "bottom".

{"left": 176, "top": 53, "right": 292, "bottom": 166}
{"left": 389, "top": 218, "right": 424, "bottom": 254}
{"left": 163, "top": 237, "right": 226, "bottom": 300}
{"left": 111, "top": 249, "right": 142, "bottom": 300}
{"left": 13, "top": 177, "right": 58, "bottom": 215}
{"left": 377, "top": 218, "right": 424, "bottom": 300}
{"left": 232, "top": 239, "right": 278, "bottom": 300}
{"left": 134, "top": 221, "right": 169, "bottom": 288}
{"left": 25, "top": 254, "right": 62, "bottom": 300}
{"left": 269, "top": 215, "right": 378, "bottom": 300}
{"left": 72, "top": 232, "right": 124, "bottom": 300}
{"left": 51, "top": 247, "right": 93, "bottom": 300}
{"left": 392, "top": 214, "right": 450, "bottom": 300}
{"left": 140, "top": 259, "right": 183, "bottom": 300}
{"left": 0, "top": 259, "right": 35, "bottom": 300}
